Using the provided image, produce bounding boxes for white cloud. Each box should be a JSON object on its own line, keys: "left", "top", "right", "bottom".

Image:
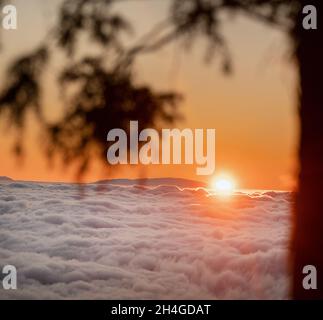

{"left": 0, "top": 181, "right": 291, "bottom": 299}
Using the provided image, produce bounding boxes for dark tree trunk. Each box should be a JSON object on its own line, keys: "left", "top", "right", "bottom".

{"left": 292, "top": 0, "right": 323, "bottom": 299}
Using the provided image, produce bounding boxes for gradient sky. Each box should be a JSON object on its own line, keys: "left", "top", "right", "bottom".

{"left": 0, "top": 0, "right": 298, "bottom": 190}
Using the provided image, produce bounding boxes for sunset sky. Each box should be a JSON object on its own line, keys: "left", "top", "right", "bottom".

{"left": 0, "top": 0, "right": 298, "bottom": 190}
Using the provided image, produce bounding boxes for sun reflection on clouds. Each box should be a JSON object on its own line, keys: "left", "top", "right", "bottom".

{"left": 211, "top": 173, "right": 237, "bottom": 196}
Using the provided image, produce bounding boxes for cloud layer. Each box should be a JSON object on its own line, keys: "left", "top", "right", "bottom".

{"left": 0, "top": 181, "right": 291, "bottom": 299}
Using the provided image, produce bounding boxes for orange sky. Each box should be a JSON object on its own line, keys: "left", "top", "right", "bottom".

{"left": 0, "top": 0, "right": 298, "bottom": 190}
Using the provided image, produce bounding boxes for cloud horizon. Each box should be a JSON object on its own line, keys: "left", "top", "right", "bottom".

{"left": 0, "top": 180, "right": 291, "bottom": 299}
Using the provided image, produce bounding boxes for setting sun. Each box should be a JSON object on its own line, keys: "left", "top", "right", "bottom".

{"left": 211, "top": 175, "right": 236, "bottom": 195}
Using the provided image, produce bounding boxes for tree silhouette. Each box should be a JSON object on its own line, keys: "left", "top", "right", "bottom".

{"left": 0, "top": 0, "right": 322, "bottom": 299}
{"left": 0, "top": 0, "right": 181, "bottom": 171}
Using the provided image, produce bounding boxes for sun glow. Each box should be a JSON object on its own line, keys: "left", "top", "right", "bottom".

{"left": 211, "top": 175, "right": 236, "bottom": 195}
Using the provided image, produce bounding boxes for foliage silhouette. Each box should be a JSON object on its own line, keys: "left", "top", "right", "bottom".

{"left": 0, "top": 0, "right": 181, "bottom": 172}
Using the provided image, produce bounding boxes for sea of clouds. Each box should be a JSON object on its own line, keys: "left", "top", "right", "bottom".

{"left": 0, "top": 180, "right": 291, "bottom": 299}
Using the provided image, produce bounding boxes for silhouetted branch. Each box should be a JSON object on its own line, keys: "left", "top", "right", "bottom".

{"left": 0, "top": 47, "right": 49, "bottom": 127}
{"left": 46, "top": 57, "right": 181, "bottom": 176}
